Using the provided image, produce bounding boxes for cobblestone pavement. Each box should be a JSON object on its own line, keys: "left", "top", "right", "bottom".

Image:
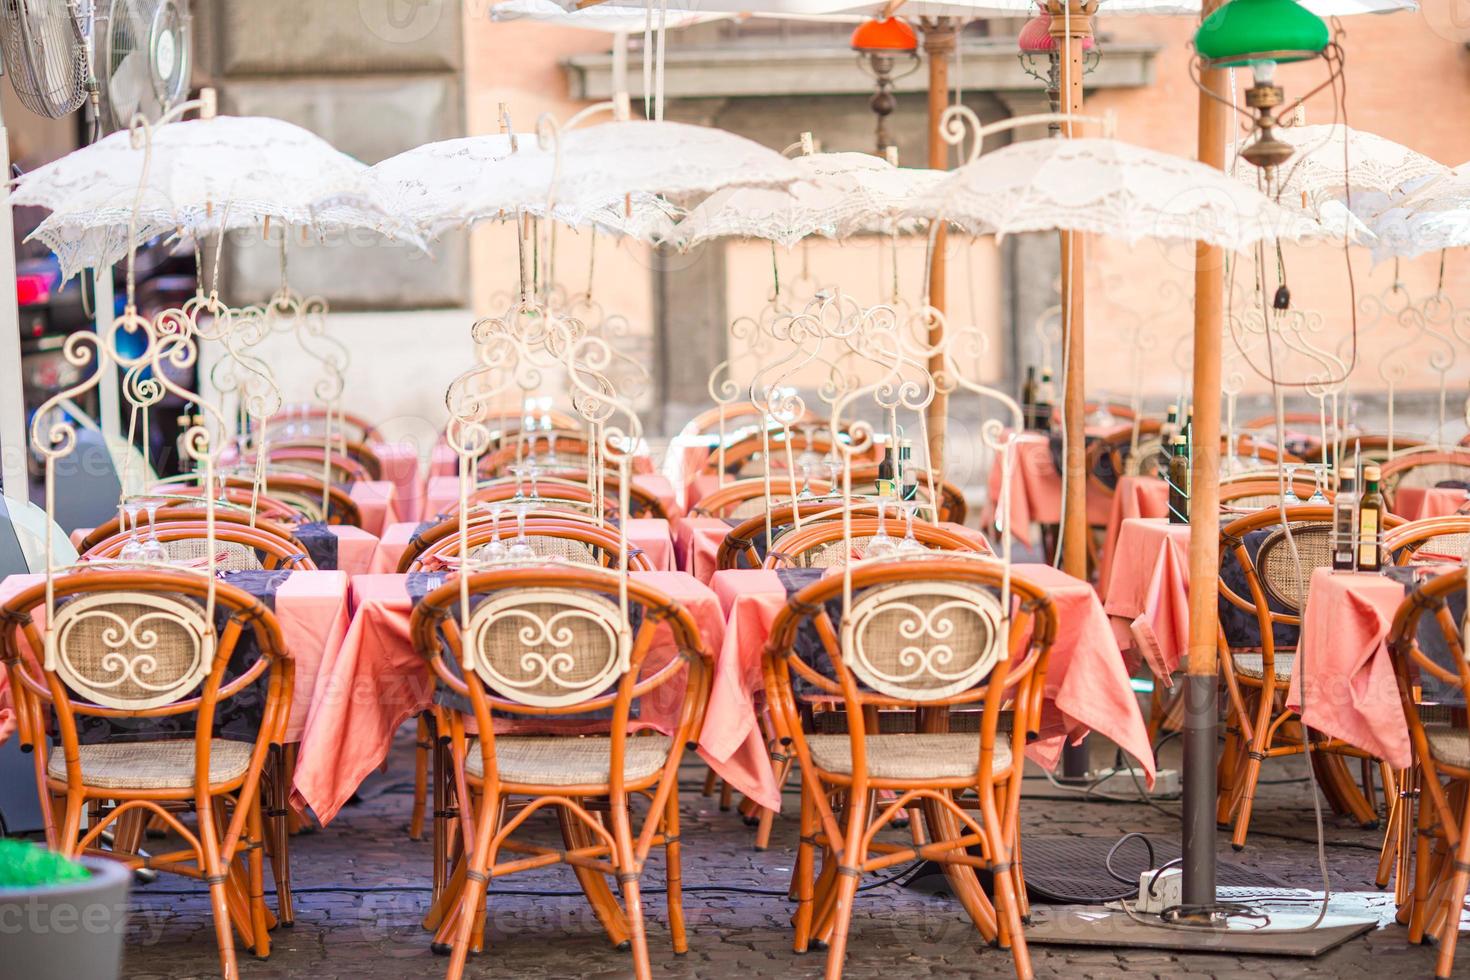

{"left": 118, "top": 732, "right": 1466, "bottom": 979}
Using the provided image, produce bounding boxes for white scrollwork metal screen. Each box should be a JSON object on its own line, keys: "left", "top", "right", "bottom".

{"left": 465, "top": 589, "right": 625, "bottom": 707}
{"left": 51, "top": 592, "right": 216, "bottom": 711}
{"left": 844, "top": 582, "right": 1005, "bottom": 702}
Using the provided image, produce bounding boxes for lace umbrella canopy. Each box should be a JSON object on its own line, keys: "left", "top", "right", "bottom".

{"left": 356, "top": 119, "right": 801, "bottom": 245}
{"left": 354, "top": 134, "right": 682, "bottom": 243}
{"left": 1365, "top": 166, "right": 1470, "bottom": 260}
{"left": 670, "top": 151, "right": 944, "bottom": 249}
{"left": 906, "top": 136, "right": 1338, "bottom": 252}
{"left": 491, "top": 0, "right": 730, "bottom": 30}
{"left": 10, "top": 115, "right": 415, "bottom": 280}
{"left": 555, "top": 0, "right": 1414, "bottom": 17}
{"left": 1228, "top": 124, "right": 1449, "bottom": 250}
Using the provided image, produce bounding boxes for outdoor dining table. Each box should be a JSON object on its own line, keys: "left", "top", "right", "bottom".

{"left": 1287, "top": 565, "right": 1467, "bottom": 768}
{"left": 0, "top": 569, "right": 351, "bottom": 746}
{"left": 288, "top": 569, "right": 731, "bottom": 826}
{"left": 347, "top": 480, "right": 403, "bottom": 537}
{"left": 67, "top": 523, "right": 381, "bottom": 577}
{"left": 1394, "top": 486, "right": 1469, "bottom": 521}
{"left": 1101, "top": 517, "right": 1193, "bottom": 680}
{"left": 983, "top": 425, "right": 1131, "bottom": 545}
{"left": 704, "top": 561, "right": 1158, "bottom": 813}
{"left": 367, "top": 518, "right": 678, "bottom": 573}
{"left": 1097, "top": 475, "right": 1171, "bottom": 595}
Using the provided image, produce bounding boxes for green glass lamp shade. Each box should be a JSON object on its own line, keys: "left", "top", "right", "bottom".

{"left": 1194, "top": 0, "right": 1329, "bottom": 68}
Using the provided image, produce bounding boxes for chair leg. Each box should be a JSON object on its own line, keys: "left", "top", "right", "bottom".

{"left": 410, "top": 714, "right": 431, "bottom": 841}
{"left": 608, "top": 797, "right": 653, "bottom": 980}
{"left": 267, "top": 753, "right": 295, "bottom": 927}
{"left": 719, "top": 779, "right": 733, "bottom": 812}
{"left": 1433, "top": 853, "right": 1470, "bottom": 978}
{"left": 822, "top": 866, "right": 863, "bottom": 980}
{"left": 664, "top": 790, "right": 688, "bottom": 955}
{"left": 445, "top": 790, "right": 500, "bottom": 980}
{"left": 558, "top": 803, "right": 631, "bottom": 949}
{"left": 246, "top": 799, "right": 271, "bottom": 958}
{"left": 197, "top": 797, "right": 240, "bottom": 979}
{"left": 792, "top": 785, "right": 818, "bottom": 952}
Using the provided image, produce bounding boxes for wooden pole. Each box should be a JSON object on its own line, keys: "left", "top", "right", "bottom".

{"left": 922, "top": 20, "right": 955, "bottom": 480}
{"left": 1181, "top": 0, "right": 1228, "bottom": 911}
{"left": 1052, "top": 5, "right": 1091, "bottom": 583}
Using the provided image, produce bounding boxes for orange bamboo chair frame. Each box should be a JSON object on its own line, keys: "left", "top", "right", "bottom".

{"left": 138, "top": 486, "right": 303, "bottom": 526}
{"left": 1385, "top": 567, "right": 1470, "bottom": 978}
{"left": 1385, "top": 516, "right": 1470, "bottom": 566}
{"left": 478, "top": 436, "right": 598, "bottom": 479}
{"left": 1085, "top": 419, "right": 1164, "bottom": 501}
{"left": 257, "top": 443, "right": 376, "bottom": 484}
{"left": 403, "top": 516, "right": 655, "bottom": 574}
{"left": 1218, "top": 478, "right": 1336, "bottom": 514}
{"left": 848, "top": 464, "right": 968, "bottom": 524}
{"left": 262, "top": 406, "right": 378, "bottom": 442}
{"left": 701, "top": 429, "right": 875, "bottom": 477}
{"left": 82, "top": 520, "right": 317, "bottom": 571}
{"left": 0, "top": 569, "right": 295, "bottom": 977}
{"left": 78, "top": 507, "right": 303, "bottom": 553}
{"left": 216, "top": 473, "right": 363, "bottom": 528}
{"left": 1215, "top": 505, "right": 1404, "bottom": 850}
{"left": 716, "top": 500, "right": 878, "bottom": 573}
{"left": 762, "top": 559, "right": 1056, "bottom": 980}
{"left": 409, "top": 566, "right": 711, "bottom": 980}
{"left": 764, "top": 516, "right": 987, "bottom": 569}
{"left": 690, "top": 477, "right": 834, "bottom": 519}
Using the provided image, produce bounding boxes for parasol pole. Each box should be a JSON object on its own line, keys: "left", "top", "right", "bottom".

{"left": 1053, "top": 2, "right": 1091, "bottom": 584}
{"left": 921, "top": 18, "right": 955, "bottom": 479}
{"left": 94, "top": 265, "right": 120, "bottom": 445}
{"left": 0, "top": 116, "right": 28, "bottom": 505}
{"left": 1181, "top": 0, "right": 1228, "bottom": 911}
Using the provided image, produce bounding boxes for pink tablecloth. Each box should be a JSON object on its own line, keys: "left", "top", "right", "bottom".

{"left": 290, "top": 570, "right": 726, "bottom": 825}
{"left": 368, "top": 441, "right": 425, "bottom": 524}
{"left": 1393, "top": 486, "right": 1469, "bottom": 521}
{"left": 984, "top": 427, "right": 1133, "bottom": 544}
{"left": 1287, "top": 568, "right": 1412, "bottom": 768}
{"left": 1102, "top": 518, "right": 1193, "bottom": 680}
{"left": 368, "top": 519, "right": 675, "bottom": 575}
{"left": 0, "top": 570, "right": 349, "bottom": 747}
{"left": 348, "top": 480, "right": 401, "bottom": 536}
{"left": 1098, "top": 476, "right": 1170, "bottom": 595}
{"left": 423, "top": 472, "right": 675, "bottom": 521}
{"left": 327, "top": 525, "right": 380, "bottom": 576}
{"left": 705, "top": 562, "right": 1155, "bottom": 810}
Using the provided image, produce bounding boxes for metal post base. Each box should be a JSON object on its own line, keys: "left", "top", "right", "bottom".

{"left": 1180, "top": 672, "right": 1218, "bottom": 910}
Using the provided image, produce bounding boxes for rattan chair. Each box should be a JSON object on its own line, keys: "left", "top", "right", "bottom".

{"left": 763, "top": 560, "right": 1056, "bottom": 979}
{"left": 848, "top": 464, "right": 968, "bottom": 524}
{"left": 690, "top": 477, "right": 836, "bottom": 521}
{"left": 1215, "top": 505, "right": 1403, "bottom": 849}
{"left": 410, "top": 567, "right": 710, "bottom": 980}
{"left": 0, "top": 569, "right": 294, "bottom": 977}
{"left": 702, "top": 429, "right": 845, "bottom": 478}
{"left": 77, "top": 506, "right": 304, "bottom": 553}
{"left": 257, "top": 444, "right": 375, "bottom": 485}
{"left": 715, "top": 500, "right": 876, "bottom": 573}
{"left": 1381, "top": 448, "right": 1470, "bottom": 501}
{"left": 1385, "top": 517, "right": 1470, "bottom": 566}
{"left": 216, "top": 473, "right": 364, "bottom": 527}
{"left": 1218, "top": 477, "right": 1335, "bottom": 514}
{"left": 765, "top": 516, "right": 987, "bottom": 569}
{"left": 477, "top": 436, "right": 598, "bottom": 479}
{"left": 405, "top": 517, "right": 654, "bottom": 573}
{"left": 261, "top": 406, "right": 379, "bottom": 443}
{"left": 83, "top": 520, "right": 316, "bottom": 571}
{"left": 1386, "top": 567, "right": 1469, "bottom": 978}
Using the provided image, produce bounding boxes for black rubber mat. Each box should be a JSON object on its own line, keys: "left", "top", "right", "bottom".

{"left": 903, "top": 835, "right": 1285, "bottom": 904}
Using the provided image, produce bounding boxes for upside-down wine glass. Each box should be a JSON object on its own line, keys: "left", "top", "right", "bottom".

{"left": 866, "top": 500, "right": 897, "bottom": 560}
{"left": 140, "top": 498, "right": 168, "bottom": 562}
{"left": 119, "top": 500, "right": 145, "bottom": 562}
{"left": 1282, "top": 463, "right": 1302, "bottom": 505}
{"left": 1307, "top": 464, "right": 1329, "bottom": 504}
{"left": 507, "top": 501, "right": 537, "bottom": 562}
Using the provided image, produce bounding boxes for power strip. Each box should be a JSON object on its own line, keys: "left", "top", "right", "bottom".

{"left": 1136, "top": 867, "right": 1183, "bottom": 914}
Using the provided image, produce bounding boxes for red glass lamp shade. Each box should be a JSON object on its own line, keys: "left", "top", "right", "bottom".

{"left": 1018, "top": 13, "right": 1096, "bottom": 53}
{"left": 851, "top": 16, "right": 918, "bottom": 54}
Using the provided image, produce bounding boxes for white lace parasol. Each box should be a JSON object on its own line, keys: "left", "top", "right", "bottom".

{"left": 907, "top": 136, "right": 1340, "bottom": 251}
{"left": 1360, "top": 165, "right": 1470, "bottom": 260}
{"left": 491, "top": 0, "right": 730, "bottom": 31}
{"left": 670, "top": 151, "right": 944, "bottom": 249}
{"left": 1231, "top": 124, "right": 1447, "bottom": 241}
{"left": 555, "top": 0, "right": 1414, "bottom": 17}
{"left": 10, "top": 115, "right": 411, "bottom": 280}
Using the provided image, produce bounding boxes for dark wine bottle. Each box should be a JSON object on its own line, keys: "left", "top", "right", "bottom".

{"left": 1167, "top": 435, "right": 1190, "bottom": 524}
{"left": 1021, "top": 366, "right": 1038, "bottom": 429}
{"left": 876, "top": 441, "right": 896, "bottom": 497}
{"left": 899, "top": 439, "right": 917, "bottom": 501}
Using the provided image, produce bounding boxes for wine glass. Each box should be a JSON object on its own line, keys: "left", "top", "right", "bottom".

{"left": 1282, "top": 464, "right": 1302, "bottom": 505}
{"left": 119, "top": 500, "right": 145, "bottom": 562}
{"left": 508, "top": 463, "right": 529, "bottom": 501}
{"left": 481, "top": 505, "right": 509, "bottom": 563}
{"left": 866, "top": 501, "right": 898, "bottom": 560}
{"left": 506, "top": 502, "right": 538, "bottom": 563}
{"left": 1307, "top": 465, "right": 1329, "bottom": 504}
{"left": 140, "top": 498, "right": 168, "bottom": 562}
{"left": 896, "top": 499, "right": 925, "bottom": 554}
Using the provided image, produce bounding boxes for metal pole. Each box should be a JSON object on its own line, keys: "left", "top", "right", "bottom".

{"left": 0, "top": 122, "right": 29, "bottom": 504}
{"left": 1055, "top": 4, "right": 1090, "bottom": 584}
{"left": 922, "top": 20, "right": 955, "bottom": 480}
{"left": 1182, "top": 0, "right": 1228, "bottom": 912}
{"left": 94, "top": 266, "right": 120, "bottom": 444}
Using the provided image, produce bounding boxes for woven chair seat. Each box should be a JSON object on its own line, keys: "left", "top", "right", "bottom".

{"left": 48, "top": 739, "right": 254, "bottom": 790}
{"left": 1426, "top": 729, "right": 1470, "bottom": 770}
{"left": 1232, "top": 652, "right": 1295, "bottom": 682}
{"left": 804, "top": 733, "right": 1012, "bottom": 780}
{"left": 465, "top": 734, "right": 674, "bottom": 786}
